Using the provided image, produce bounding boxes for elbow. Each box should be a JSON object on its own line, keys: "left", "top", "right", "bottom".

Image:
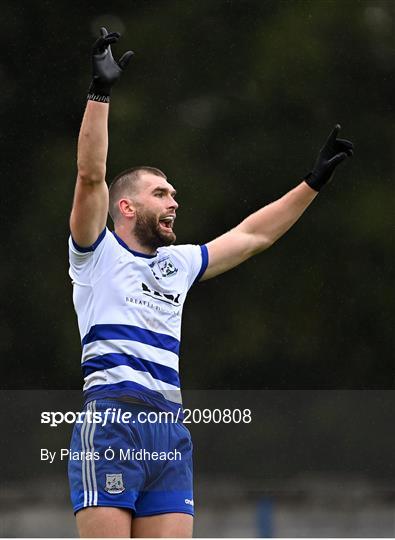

{"left": 250, "top": 234, "right": 275, "bottom": 256}
{"left": 77, "top": 166, "right": 106, "bottom": 185}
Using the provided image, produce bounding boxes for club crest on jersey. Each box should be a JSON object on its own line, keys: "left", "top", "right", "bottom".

{"left": 149, "top": 256, "right": 178, "bottom": 279}
{"left": 158, "top": 256, "right": 178, "bottom": 277}
{"left": 105, "top": 473, "right": 125, "bottom": 494}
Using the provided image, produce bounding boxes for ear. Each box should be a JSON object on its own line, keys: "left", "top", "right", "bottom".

{"left": 118, "top": 198, "right": 136, "bottom": 219}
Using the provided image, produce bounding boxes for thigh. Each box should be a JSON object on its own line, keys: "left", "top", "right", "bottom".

{"left": 131, "top": 512, "right": 193, "bottom": 538}
{"left": 76, "top": 507, "right": 132, "bottom": 538}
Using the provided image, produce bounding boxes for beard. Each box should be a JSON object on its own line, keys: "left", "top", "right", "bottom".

{"left": 134, "top": 208, "right": 176, "bottom": 250}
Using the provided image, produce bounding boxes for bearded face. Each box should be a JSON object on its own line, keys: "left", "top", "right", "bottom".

{"left": 134, "top": 206, "right": 176, "bottom": 250}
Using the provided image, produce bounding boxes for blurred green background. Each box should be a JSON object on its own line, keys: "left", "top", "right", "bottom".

{"left": 1, "top": 0, "right": 393, "bottom": 390}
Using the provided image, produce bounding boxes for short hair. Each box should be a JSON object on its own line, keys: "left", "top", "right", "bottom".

{"left": 108, "top": 166, "right": 167, "bottom": 222}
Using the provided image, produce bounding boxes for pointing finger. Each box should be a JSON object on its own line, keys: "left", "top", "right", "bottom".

{"left": 326, "top": 124, "right": 341, "bottom": 145}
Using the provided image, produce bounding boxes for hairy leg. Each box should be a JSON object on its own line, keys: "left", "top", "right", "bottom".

{"left": 131, "top": 512, "right": 193, "bottom": 538}
{"left": 76, "top": 507, "right": 132, "bottom": 538}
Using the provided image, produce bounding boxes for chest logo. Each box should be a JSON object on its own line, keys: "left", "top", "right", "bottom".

{"left": 142, "top": 282, "right": 181, "bottom": 306}
{"left": 149, "top": 256, "right": 178, "bottom": 279}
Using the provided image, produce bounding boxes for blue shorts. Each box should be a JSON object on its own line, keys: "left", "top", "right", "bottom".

{"left": 68, "top": 399, "right": 194, "bottom": 517}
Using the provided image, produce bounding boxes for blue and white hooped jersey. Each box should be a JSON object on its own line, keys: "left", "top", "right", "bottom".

{"left": 69, "top": 228, "right": 208, "bottom": 415}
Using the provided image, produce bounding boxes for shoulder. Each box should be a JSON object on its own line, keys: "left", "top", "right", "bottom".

{"left": 159, "top": 244, "right": 201, "bottom": 265}
{"left": 68, "top": 227, "right": 122, "bottom": 282}
{"left": 158, "top": 244, "right": 209, "bottom": 285}
{"left": 69, "top": 227, "right": 122, "bottom": 261}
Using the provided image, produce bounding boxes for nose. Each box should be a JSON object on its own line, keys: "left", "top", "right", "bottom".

{"left": 169, "top": 195, "right": 178, "bottom": 211}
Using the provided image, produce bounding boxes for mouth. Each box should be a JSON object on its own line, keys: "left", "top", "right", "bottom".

{"left": 159, "top": 216, "right": 175, "bottom": 232}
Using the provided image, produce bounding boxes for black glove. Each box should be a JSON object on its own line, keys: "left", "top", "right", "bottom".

{"left": 304, "top": 125, "right": 354, "bottom": 192}
{"left": 87, "top": 27, "right": 134, "bottom": 103}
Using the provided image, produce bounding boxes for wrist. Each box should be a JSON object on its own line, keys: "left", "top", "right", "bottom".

{"left": 87, "top": 92, "right": 110, "bottom": 103}
{"left": 87, "top": 80, "right": 111, "bottom": 103}
{"left": 303, "top": 171, "right": 324, "bottom": 192}
{"left": 303, "top": 178, "right": 320, "bottom": 194}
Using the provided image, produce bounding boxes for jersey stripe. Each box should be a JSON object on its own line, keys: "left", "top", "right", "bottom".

{"left": 82, "top": 323, "right": 180, "bottom": 355}
{"left": 81, "top": 339, "right": 179, "bottom": 371}
{"left": 195, "top": 244, "right": 209, "bottom": 283}
{"left": 83, "top": 365, "right": 182, "bottom": 401}
{"left": 82, "top": 353, "right": 180, "bottom": 387}
{"left": 83, "top": 380, "right": 183, "bottom": 415}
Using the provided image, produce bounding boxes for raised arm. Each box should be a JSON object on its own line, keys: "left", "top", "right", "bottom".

{"left": 70, "top": 28, "right": 133, "bottom": 248}
{"left": 202, "top": 125, "right": 354, "bottom": 280}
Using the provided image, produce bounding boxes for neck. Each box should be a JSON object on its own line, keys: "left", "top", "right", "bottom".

{"left": 114, "top": 223, "right": 157, "bottom": 256}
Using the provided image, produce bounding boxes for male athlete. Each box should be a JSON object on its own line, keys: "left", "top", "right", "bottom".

{"left": 68, "top": 29, "right": 354, "bottom": 537}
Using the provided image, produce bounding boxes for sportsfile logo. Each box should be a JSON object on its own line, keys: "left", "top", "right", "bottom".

{"left": 41, "top": 407, "right": 182, "bottom": 427}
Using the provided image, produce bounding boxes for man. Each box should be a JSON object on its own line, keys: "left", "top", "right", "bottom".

{"left": 68, "top": 28, "right": 353, "bottom": 537}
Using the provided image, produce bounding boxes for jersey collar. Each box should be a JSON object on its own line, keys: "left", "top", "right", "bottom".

{"left": 112, "top": 232, "right": 157, "bottom": 259}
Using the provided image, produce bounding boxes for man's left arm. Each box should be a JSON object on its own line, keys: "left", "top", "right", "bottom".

{"left": 201, "top": 125, "right": 354, "bottom": 281}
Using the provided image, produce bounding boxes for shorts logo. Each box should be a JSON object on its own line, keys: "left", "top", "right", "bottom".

{"left": 185, "top": 498, "right": 194, "bottom": 506}
{"left": 105, "top": 473, "right": 125, "bottom": 494}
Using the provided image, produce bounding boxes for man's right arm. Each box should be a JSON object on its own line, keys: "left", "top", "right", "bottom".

{"left": 70, "top": 101, "right": 109, "bottom": 248}
{"left": 70, "top": 28, "right": 133, "bottom": 248}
